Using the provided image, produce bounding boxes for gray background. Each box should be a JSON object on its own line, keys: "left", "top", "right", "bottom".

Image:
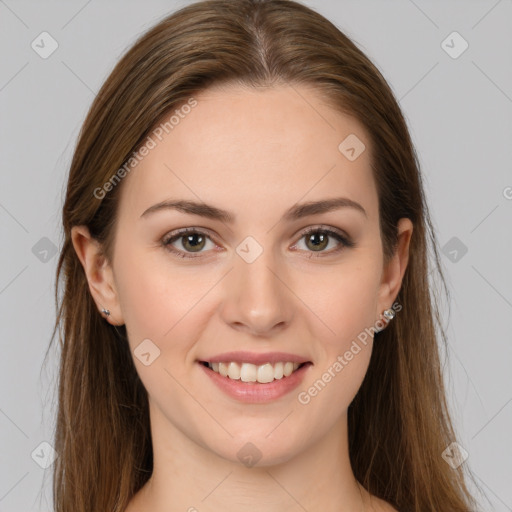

{"left": 0, "top": 0, "right": 511, "bottom": 510}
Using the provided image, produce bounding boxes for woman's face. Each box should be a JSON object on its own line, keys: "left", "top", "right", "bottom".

{"left": 85, "top": 84, "right": 411, "bottom": 466}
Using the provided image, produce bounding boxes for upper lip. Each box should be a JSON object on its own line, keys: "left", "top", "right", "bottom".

{"left": 199, "top": 351, "right": 311, "bottom": 366}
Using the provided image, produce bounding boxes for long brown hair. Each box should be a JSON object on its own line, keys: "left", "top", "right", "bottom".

{"left": 48, "top": 0, "right": 479, "bottom": 510}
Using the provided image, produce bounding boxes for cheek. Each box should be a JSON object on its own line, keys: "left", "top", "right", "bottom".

{"left": 298, "top": 257, "right": 382, "bottom": 348}
{"left": 296, "top": 292, "right": 378, "bottom": 431}
{"left": 293, "top": 257, "right": 381, "bottom": 414}
{"left": 113, "top": 246, "right": 211, "bottom": 351}
{"left": 113, "top": 250, "right": 217, "bottom": 408}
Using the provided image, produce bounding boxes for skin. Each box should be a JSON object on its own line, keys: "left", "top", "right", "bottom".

{"left": 72, "top": 83, "right": 412, "bottom": 512}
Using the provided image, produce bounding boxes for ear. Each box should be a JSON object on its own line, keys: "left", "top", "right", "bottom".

{"left": 71, "top": 225, "right": 124, "bottom": 326}
{"left": 376, "top": 217, "right": 413, "bottom": 317}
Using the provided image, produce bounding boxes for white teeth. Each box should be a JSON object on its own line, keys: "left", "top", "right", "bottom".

{"left": 228, "top": 362, "right": 241, "bottom": 380}
{"left": 257, "top": 363, "right": 274, "bottom": 384}
{"left": 219, "top": 362, "right": 229, "bottom": 377}
{"left": 240, "top": 363, "right": 257, "bottom": 382}
{"left": 207, "top": 361, "right": 303, "bottom": 383}
{"left": 274, "top": 362, "right": 284, "bottom": 379}
{"left": 283, "top": 362, "right": 294, "bottom": 377}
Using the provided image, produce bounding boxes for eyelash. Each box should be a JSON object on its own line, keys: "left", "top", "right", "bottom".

{"left": 161, "top": 225, "right": 354, "bottom": 260}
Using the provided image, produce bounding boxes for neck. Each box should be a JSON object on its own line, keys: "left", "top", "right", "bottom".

{"left": 127, "top": 402, "right": 368, "bottom": 512}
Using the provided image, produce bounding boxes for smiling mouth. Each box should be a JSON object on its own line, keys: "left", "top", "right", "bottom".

{"left": 200, "top": 361, "right": 310, "bottom": 384}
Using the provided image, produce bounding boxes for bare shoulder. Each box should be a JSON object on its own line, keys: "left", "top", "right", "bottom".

{"left": 123, "top": 491, "right": 143, "bottom": 512}
{"left": 367, "top": 495, "right": 400, "bottom": 512}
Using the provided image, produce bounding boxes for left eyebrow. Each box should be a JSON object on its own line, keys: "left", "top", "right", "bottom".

{"left": 140, "top": 196, "right": 367, "bottom": 222}
{"left": 283, "top": 197, "right": 367, "bottom": 221}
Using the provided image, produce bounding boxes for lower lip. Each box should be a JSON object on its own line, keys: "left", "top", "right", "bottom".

{"left": 198, "top": 362, "right": 312, "bottom": 403}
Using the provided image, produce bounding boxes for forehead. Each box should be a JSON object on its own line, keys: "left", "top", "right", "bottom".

{"left": 117, "top": 84, "right": 378, "bottom": 224}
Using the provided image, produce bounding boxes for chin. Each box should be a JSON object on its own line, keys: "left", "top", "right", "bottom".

{"left": 211, "top": 430, "right": 307, "bottom": 469}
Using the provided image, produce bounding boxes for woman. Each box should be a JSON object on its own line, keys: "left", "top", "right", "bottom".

{"left": 50, "top": 0, "right": 478, "bottom": 510}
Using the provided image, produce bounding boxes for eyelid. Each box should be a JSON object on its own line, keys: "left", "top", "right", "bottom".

{"left": 295, "top": 224, "right": 351, "bottom": 241}
{"left": 161, "top": 226, "right": 217, "bottom": 244}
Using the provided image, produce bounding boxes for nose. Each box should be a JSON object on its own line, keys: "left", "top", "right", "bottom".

{"left": 219, "top": 243, "right": 294, "bottom": 337}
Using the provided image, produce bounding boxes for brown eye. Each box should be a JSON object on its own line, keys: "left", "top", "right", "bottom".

{"left": 162, "top": 228, "right": 216, "bottom": 259}
{"left": 293, "top": 226, "right": 355, "bottom": 257}
{"left": 305, "top": 231, "right": 329, "bottom": 252}
{"left": 180, "top": 232, "right": 206, "bottom": 252}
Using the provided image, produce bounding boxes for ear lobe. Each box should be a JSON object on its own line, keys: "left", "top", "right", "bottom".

{"left": 71, "top": 225, "right": 123, "bottom": 325}
{"left": 377, "top": 218, "right": 413, "bottom": 312}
